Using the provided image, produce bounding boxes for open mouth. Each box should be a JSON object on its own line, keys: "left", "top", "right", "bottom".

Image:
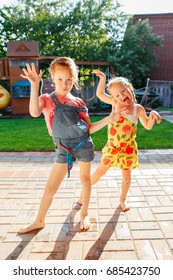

{"left": 123, "top": 97, "right": 129, "bottom": 102}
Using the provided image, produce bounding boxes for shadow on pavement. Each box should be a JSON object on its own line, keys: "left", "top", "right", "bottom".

{"left": 84, "top": 207, "right": 122, "bottom": 260}
{"left": 5, "top": 206, "right": 121, "bottom": 260}
{"left": 46, "top": 203, "right": 81, "bottom": 260}
{"left": 5, "top": 230, "right": 41, "bottom": 260}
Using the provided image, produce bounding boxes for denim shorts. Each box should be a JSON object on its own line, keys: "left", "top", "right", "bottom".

{"left": 55, "top": 137, "right": 95, "bottom": 163}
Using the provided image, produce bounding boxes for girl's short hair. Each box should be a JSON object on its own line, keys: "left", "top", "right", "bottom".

{"left": 49, "top": 57, "right": 80, "bottom": 90}
{"left": 107, "top": 76, "right": 130, "bottom": 89}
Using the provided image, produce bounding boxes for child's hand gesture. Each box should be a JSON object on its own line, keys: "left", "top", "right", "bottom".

{"left": 92, "top": 69, "right": 106, "bottom": 80}
{"left": 20, "top": 63, "right": 43, "bottom": 85}
{"left": 110, "top": 101, "right": 129, "bottom": 123}
{"left": 150, "top": 110, "right": 162, "bottom": 124}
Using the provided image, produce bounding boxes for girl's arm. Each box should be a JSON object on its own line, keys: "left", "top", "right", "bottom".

{"left": 92, "top": 69, "right": 113, "bottom": 105}
{"left": 20, "top": 63, "right": 44, "bottom": 117}
{"left": 137, "top": 104, "right": 162, "bottom": 130}
{"left": 85, "top": 115, "right": 111, "bottom": 134}
{"left": 84, "top": 104, "right": 128, "bottom": 134}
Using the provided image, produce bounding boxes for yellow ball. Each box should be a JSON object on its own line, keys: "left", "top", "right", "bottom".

{"left": 0, "top": 85, "right": 11, "bottom": 109}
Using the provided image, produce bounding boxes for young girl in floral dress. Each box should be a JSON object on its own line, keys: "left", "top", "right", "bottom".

{"left": 79, "top": 69, "right": 162, "bottom": 212}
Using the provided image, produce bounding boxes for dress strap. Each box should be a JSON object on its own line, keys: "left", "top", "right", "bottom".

{"left": 50, "top": 92, "right": 61, "bottom": 106}
{"left": 133, "top": 104, "right": 137, "bottom": 118}
{"left": 124, "top": 104, "right": 138, "bottom": 124}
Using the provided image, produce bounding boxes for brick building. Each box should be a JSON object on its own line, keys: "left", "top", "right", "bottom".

{"left": 134, "top": 13, "right": 173, "bottom": 82}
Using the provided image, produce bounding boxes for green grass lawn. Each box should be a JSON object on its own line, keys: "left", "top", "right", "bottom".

{"left": 0, "top": 116, "right": 172, "bottom": 151}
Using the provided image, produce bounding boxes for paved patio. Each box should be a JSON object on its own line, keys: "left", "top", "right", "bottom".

{"left": 0, "top": 150, "right": 173, "bottom": 260}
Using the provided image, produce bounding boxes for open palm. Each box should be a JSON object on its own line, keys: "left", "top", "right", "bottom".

{"left": 20, "top": 63, "right": 43, "bottom": 85}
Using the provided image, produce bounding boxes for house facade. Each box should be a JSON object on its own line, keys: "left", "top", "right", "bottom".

{"left": 134, "top": 13, "right": 173, "bottom": 82}
{"left": 134, "top": 13, "right": 173, "bottom": 107}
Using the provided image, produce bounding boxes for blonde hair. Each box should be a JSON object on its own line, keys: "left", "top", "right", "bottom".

{"left": 107, "top": 77, "right": 136, "bottom": 102}
{"left": 49, "top": 57, "right": 81, "bottom": 90}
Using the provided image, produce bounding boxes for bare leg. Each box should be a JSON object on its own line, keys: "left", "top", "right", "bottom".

{"left": 120, "top": 169, "right": 131, "bottom": 211}
{"left": 18, "top": 162, "right": 67, "bottom": 234}
{"left": 77, "top": 163, "right": 109, "bottom": 205}
{"left": 91, "top": 164, "right": 110, "bottom": 185}
{"left": 78, "top": 161, "right": 93, "bottom": 231}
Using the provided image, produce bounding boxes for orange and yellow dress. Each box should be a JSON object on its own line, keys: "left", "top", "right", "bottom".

{"left": 101, "top": 105, "right": 138, "bottom": 170}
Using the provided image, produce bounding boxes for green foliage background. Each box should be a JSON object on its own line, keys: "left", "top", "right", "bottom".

{"left": 0, "top": 0, "right": 162, "bottom": 88}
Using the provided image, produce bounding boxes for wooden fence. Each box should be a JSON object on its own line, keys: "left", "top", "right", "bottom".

{"left": 149, "top": 80, "right": 173, "bottom": 107}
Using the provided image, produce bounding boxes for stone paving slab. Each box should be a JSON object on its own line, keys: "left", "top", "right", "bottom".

{"left": 0, "top": 150, "right": 173, "bottom": 260}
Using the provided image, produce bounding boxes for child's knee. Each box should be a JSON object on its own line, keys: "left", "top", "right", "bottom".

{"left": 96, "top": 166, "right": 108, "bottom": 177}
{"left": 44, "top": 185, "right": 57, "bottom": 197}
{"left": 80, "top": 173, "right": 90, "bottom": 184}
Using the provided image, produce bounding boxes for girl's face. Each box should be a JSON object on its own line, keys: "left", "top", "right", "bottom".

{"left": 108, "top": 82, "right": 134, "bottom": 106}
{"left": 51, "top": 66, "right": 74, "bottom": 95}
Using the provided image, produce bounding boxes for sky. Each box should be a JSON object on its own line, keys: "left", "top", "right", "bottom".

{"left": 120, "top": 0, "right": 173, "bottom": 14}
{"left": 0, "top": 0, "right": 173, "bottom": 14}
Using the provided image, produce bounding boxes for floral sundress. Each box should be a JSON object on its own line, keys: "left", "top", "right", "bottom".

{"left": 101, "top": 105, "right": 138, "bottom": 170}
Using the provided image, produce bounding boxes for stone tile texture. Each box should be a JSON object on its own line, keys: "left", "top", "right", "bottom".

{"left": 0, "top": 150, "right": 173, "bottom": 260}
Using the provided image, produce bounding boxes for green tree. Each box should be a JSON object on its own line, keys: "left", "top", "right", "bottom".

{"left": 0, "top": 0, "right": 162, "bottom": 87}
{"left": 113, "top": 18, "right": 162, "bottom": 87}
{"left": 0, "top": 0, "right": 126, "bottom": 59}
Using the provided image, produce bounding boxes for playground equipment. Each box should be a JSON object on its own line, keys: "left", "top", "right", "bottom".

{"left": 0, "top": 41, "right": 115, "bottom": 114}
{"left": 0, "top": 85, "right": 11, "bottom": 109}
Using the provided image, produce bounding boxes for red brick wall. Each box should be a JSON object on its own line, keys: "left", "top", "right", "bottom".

{"left": 134, "top": 13, "right": 173, "bottom": 81}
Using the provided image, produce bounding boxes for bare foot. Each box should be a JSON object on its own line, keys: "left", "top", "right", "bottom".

{"left": 120, "top": 200, "right": 130, "bottom": 212}
{"left": 80, "top": 215, "right": 91, "bottom": 231}
{"left": 18, "top": 221, "right": 45, "bottom": 234}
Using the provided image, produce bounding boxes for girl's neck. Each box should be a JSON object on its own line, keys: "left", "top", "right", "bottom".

{"left": 55, "top": 91, "right": 71, "bottom": 97}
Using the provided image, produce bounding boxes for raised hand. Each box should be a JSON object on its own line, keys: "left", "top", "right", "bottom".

{"left": 92, "top": 69, "right": 106, "bottom": 80}
{"left": 110, "top": 101, "right": 129, "bottom": 123}
{"left": 150, "top": 110, "right": 162, "bottom": 124}
{"left": 20, "top": 63, "right": 43, "bottom": 85}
